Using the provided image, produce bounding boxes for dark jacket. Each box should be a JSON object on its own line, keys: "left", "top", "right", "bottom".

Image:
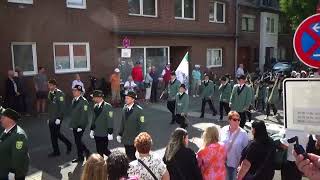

{"left": 5, "top": 78, "right": 18, "bottom": 97}
{"left": 163, "top": 147, "right": 202, "bottom": 180}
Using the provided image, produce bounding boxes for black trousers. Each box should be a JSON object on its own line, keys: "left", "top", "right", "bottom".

{"left": 238, "top": 112, "right": 246, "bottom": 128}
{"left": 255, "top": 99, "right": 265, "bottom": 112}
{"left": 167, "top": 100, "right": 176, "bottom": 122}
{"left": 150, "top": 82, "right": 158, "bottom": 102}
{"left": 49, "top": 121, "right": 71, "bottom": 153}
{"left": 201, "top": 98, "right": 217, "bottom": 116}
{"left": 175, "top": 114, "right": 188, "bottom": 129}
{"left": 124, "top": 145, "right": 136, "bottom": 161}
{"left": 72, "top": 130, "right": 90, "bottom": 159}
{"left": 94, "top": 136, "right": 111, "bottom": 157}
{"left": 281, "top": 161, "right": 302, "bottom": 180}
{"left": 219, "top": 101, "right": 230, "bottom": 119}
{"left": 266, "top": 103, "right": 277, "bottom": 116}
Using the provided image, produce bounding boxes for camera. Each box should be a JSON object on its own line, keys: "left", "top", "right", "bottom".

{"left": 287, "top": 136, "right": 308, "bottom": 159}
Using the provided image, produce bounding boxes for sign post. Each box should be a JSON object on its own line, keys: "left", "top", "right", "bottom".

{"left": 121, "top": 37, "right": 131, "bottom": 58}
{"left": 293, "top": 14, "right": 320, "bottom": 68}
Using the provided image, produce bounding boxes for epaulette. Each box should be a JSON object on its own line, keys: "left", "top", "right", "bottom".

{"left": 136, "top": 104, "right": 143, "bottom": 110}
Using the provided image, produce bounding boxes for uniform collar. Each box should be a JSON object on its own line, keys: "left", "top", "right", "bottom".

{"left": 127, "top": 103, "right": 134, "bottom": 111}
{"left": 74, "top": 96, "right": 81, "bottom": 101}
{"left": 95, "top": 101, "right": 104, "bottom": 108}
{"left": 4, "top": 124, "right": 16, "bottom": 134}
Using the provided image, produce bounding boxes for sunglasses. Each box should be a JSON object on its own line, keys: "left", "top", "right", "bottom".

{"left": 230, "top": 118, "right": 240, "bottom": 122}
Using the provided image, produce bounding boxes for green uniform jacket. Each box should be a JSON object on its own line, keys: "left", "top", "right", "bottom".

{"left": 48, "top": 89, "right": 65, "bottom": 122}
{"left": 0, "top": 125, "right": 29, "bottom": 178}
{"left": 90, "top": 101, "right": 114, "bottom": 137}
{"left": 256, "top": 85, "right": 267, "bottom": 101}
{"left": 69, "top": 96, "right": 89, "bottom": 129}
{"left": 247, "top": 84, "right": 255, "bottom": 104}
{"left": 230, "top": 84, "right": 252, "bottom": 112}
{"left": 119, "top": 104, "right": 145, "bottom": 145}
{"left": 175, "top": 93, "right": 189, "bottom": 114}
{"left": 168, "top": 79, "right": 181, "bottom": 101}
{"left": 266, "top": 86, "right": 279, "bottom": 104}
{"left": 200, "top": 80, "right": 215, "bottom": 99}
{"left": 219, "top": 83, "right": 232, "bottom": 103}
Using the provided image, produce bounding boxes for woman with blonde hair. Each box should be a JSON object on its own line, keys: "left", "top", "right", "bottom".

{"left": 81, "top": 153, "right": 107, "bottom": 180}
{"left": 197, "top": 126, "right": 226, "bottom": 180}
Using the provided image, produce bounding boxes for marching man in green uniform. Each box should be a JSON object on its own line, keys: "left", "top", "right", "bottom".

{"left": 167, "top": 72, "right": 181, "bottom": 124}
{"left": 229, "top": 75, "right": 252, "bottom": 128}
{"left": 69, "top": 85, "right": 90, "bottom": 163}
{"left": 264, "top": 79, "right": 279, "bottom": 120}
{"left": 0, "top": 108, "right": 29, "bottom": 180}
{"left": 117, "top": 91, "right": 145, "bottom": 161}
{"left": 89, "top": 90, "right": 114, "bottom": 157}
{"left": 175, "top": 84, "right": 189, "bottom": 129}
{"left": 47, "top": 79, "right": 72, "bottom": 157}
{"left": 218, "top": 76, "right": 232, "bottom": 121}
{"left": 200, "top": 74, "right": 217, "bottom": 118}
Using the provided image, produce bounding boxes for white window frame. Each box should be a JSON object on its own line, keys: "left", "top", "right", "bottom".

{"left": 209, "top": 1, "right": 226, "bottom": 23}
{"left": 241, "top": 14, "right": 255, "bottom": 32}
{"left": 66, "top": 0, "right": 86, "bottom": 9}
{"left": 11, "top": 42, "right": 38, "bottom": 76}
{"left": 128, "top": 0, "right": 158, "bottom": 17}
{"left": 175, "top": 0, "right": 196, "bottom": 20}
{"left": 8, "top": 0, "right": 33, "bottom": 4}
{"left": 206, "top": 48, "right": 223, "bottom": 68}
{"left": 53, "top": 42, "right": 90, "bottom": 74}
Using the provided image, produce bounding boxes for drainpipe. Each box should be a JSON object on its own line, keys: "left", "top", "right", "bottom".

{"left": 234, "top": 0, "right": 239, "bottom": 76}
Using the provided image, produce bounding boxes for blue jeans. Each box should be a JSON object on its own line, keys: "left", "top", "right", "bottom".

{"left": 226, "top": 166, "right": 237, "bottom": 180}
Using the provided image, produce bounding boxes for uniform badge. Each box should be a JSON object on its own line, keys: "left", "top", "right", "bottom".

{"left": 16, "top": 141, "right": 23, "bottom": 150}
{"left": 59, "top": 96, "right": 64, "bottom": 101}
{"left": 84, "top": 105, "right": 88, "bottom": 111}
{"left": 109, "top": 111, "right": 113, "bottom": 118}
{"left": 140, "top": 116, "right": 145, "bottom": 123}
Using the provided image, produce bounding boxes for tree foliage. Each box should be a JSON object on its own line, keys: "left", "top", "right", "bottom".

{"left": 280, "top": 0, "right": 319, "bottom": 31}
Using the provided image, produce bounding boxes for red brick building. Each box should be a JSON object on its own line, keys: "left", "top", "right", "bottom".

{"left": 0, "top": 0, "right": 237, "bottom": 97}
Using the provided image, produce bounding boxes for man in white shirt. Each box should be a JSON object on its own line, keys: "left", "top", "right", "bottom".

{"left": 220, "top": 111, "right": 249, "bottom": 180}
{"left": 124, "top": 75, "right": 137, "bottom": 94}
{"left": 71, "top": 74, "right": 85, "bottom": 94}
{"left": 236, "top": 64, "right": 245, "bottom": 78}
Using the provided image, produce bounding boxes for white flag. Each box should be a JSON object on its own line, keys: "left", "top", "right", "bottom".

{"left": 176, "top": 52, "right": 190, "bottom": 94}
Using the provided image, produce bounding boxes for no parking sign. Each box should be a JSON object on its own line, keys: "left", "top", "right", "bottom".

{"left": 294, "top": 14, "right": 320, "bottom": 68}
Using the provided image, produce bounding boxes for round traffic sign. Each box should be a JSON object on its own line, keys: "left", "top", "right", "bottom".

{"left": 294, "top": 14, "right": 320, "bottom": 68}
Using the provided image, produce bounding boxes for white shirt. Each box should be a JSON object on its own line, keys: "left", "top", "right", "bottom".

{"left": 220, "top": 125, "right": 249, "bottom": 168}
{"left": 127, "top": 103, "right": 134, "bottom": 111}
{"left": 72, "top": 80, "right": 85, "bottom": 93}
{"left": 124, "top": 81, "right": 137, "bottom": 93}
{"left": 4, "top": 124, "right": 16, "bottom": 134}
{"left": 73, "top": 96, "right": 81, "bottom": 103}
{"left": 94, "top": 101, "right": 104, "bottom": 108}
{"left": 236, "top": 67, "right": 244, "bottom": 78}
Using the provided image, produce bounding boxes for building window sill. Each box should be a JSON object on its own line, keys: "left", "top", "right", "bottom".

{"left": 175, "top": 17, "right": 195, "bottom": 21}
{"left": 129, "top": 14, "right": 158, "bottom": 18}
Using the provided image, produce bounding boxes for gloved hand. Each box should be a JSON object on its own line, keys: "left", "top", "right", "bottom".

{"left": 90, "top": 130, "right": 94, "bottom": 139}
{"left": 108, "top": 134, "right": 113, "bottom": 141}
{"left": 8, "top": 172, "right": 15, "bottom": 179}
{"left": 55, "top": 119, "right": 61, "bottom": 125}
{"left": 77, "top": 128, "right": 82, "bottom": 132}
{"left": 69, "top": 128, "right": 73, "bottom": 130}
{"left": 116, "top": 136, "right": 122, "bottom": 143}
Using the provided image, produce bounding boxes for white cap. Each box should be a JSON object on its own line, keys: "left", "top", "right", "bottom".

{"left": 195, "top": 64, "right": 200, "bottom": 68}
{"left": 114, "top": 68, "right": 120, "bottom": 73}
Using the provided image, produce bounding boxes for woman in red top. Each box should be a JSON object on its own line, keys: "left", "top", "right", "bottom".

{"left": 131, "top": 62, "right": 143, "bottom": 83}
{"left": 197, "top": 126, "right": 227, "bottom": 180}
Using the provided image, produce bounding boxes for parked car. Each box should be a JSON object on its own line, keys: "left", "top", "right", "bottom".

{"left": 272, "top": 62, "right": 293, "bottom": 75}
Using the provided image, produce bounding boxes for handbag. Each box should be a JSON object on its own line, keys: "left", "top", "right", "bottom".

{"left": 244, "top": 146, "right": 274, "bottom": 180}
{"left": 138, "top": 159, "right": 158, "bottom": 180}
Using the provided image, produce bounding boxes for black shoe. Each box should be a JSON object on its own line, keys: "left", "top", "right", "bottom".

{"left": 72, "top": 157, "right": 84, "bottom": 163}
{"left": 170, "top": 121, "right": 175, "bottom": 124}
{"left": 200, "top": 115, "right": 204, "bottom": 118}
{"left": 48, "top": 152, "right": 60, "bottom": 158}
{"left": 66, "top": 145, "right": 72, "bottom": 155}
{"left": 219, "top": 116, "right": 223, "bottom": 121}
{"left": 213, "top": 113, "right": 217, "bottom": 116}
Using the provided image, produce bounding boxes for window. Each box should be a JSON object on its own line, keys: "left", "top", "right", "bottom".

{"left": 53, "top": 43, "right": 90, "bottom": 73}
{"left": 66, "top": 0, "right": 86, "bottom": 9}
{"left": 209, "top": 1, "right": 225, "bottom": 23}
{"left": 8, "top": 0, "right": 33, "bottom": 4}
{"left": 241, "top": 15, "right": 255, "bottom": 32}
{"left": 118, "top": 47, "right": 169, "bottom": 80}
{"left": 128, "top": 0, "right": 157, "bottom": 17}
{"left": 279, "top": 20, "right": 289, "bottom": 34}
{"left": 175, "top": 0, "right": 195, "bottom": 20}
{"left": 11, "top": 42, "right": 38, "bottom": 76}
{"left": 278, "top": 47, "right": 286, "bottom": 60}
{"left": 266, "top": 17, "right": 275, "bottom": 33}
{"left": 207, "top": 48, "right": 222, "bottom": 67}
